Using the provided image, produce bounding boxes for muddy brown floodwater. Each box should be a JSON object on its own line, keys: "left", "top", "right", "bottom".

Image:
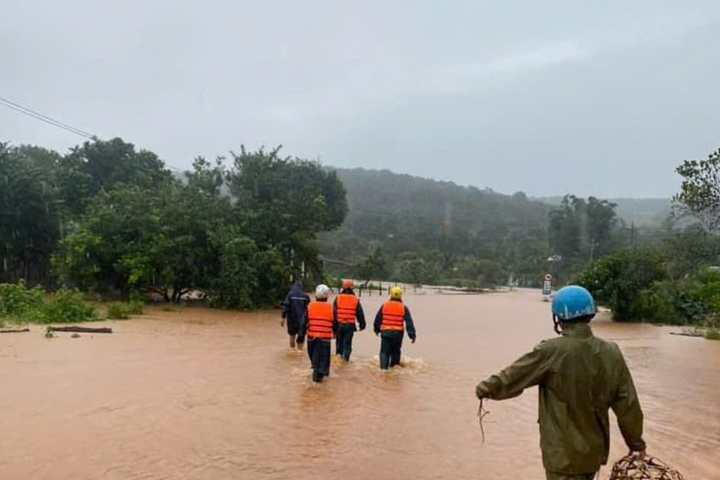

{"left": 1, "top": 289, "right": 718, "bottom": 480}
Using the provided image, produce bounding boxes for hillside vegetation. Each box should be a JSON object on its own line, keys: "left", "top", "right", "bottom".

{"left": 320, "top": 168, "right": 552, "bottom": 286}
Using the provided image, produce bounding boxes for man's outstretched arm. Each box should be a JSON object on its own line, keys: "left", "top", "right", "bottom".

{"left": 476, "top": 345, "right": 550, "bottom": 400}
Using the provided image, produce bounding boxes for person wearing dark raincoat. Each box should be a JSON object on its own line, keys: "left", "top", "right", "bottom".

{"left": 475, "top": 286, "right": 646, "bottom": 480}
{"left": 281, "top": 280, "right": 309, "bottom": 349}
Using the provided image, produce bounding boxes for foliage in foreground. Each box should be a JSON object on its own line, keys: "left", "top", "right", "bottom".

{"left": 0, "top": 281, "right": 96, "bottom": 323}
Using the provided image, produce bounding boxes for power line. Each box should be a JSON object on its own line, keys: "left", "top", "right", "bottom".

{"left": 0, "top": 96, "right": 95, "bottom": 140}
{"left": 1, "top": 94, "right": 188, "bottom": 173}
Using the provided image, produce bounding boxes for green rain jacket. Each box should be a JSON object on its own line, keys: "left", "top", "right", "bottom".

{"left": 476, "top": 323, "right": 646, "bottom": 475}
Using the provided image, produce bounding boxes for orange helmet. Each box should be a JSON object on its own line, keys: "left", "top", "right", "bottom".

{"left": 342, "top": 279, "right": 354, "bottom": 289}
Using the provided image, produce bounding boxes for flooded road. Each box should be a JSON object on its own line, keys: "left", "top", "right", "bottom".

{"left": 1, "top": 289, "right": 718, "bottom": 479}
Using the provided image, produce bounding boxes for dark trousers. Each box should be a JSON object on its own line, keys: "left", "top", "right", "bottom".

{"left": 286, "top": 317, "right": 305, "bottom": 344}
{"left": 379, "top": 331, "right": 404, "bottom": 369}
{"left": 307, "top": 337, "right": 331, "bottom": 382}
{"left": 335, "top": 323, "right": 355, "bottom": 361}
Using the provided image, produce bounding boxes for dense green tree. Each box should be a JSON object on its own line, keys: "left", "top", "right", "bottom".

{"left": 49, "top": 142, "right": 346, "bottom": 306}
{"left": 575, "top": 247, "right": 667, "bottom": 321}
{"left": 54, "top": 176, "right": 230, "bottom": 301}
{"left": 548, "top": 196, "right": 583, "bottom": 260}
{"left": 454, "top": 257, "right": 507, "bottom": 288}
{"left": 57, "top": 138, "right": 173, "bottom": 215}
{"left": 0, "top": 144, "right": 61, "bottom": 284}
{"left": 356, "top": 246, "right": 388, "bottom": 287}
{"left": 226, "top": 146, "right": 348, "bottom": 279}
{"left": 674, "top": 147, "right": 720, "bottom": 230}
{"left": 206, "top": 226, "right": 289, "bottom": 308}
{"left": 662, "top": 225, "right": 720, "bottom": 278}
{"left": 395, "top": 254, "right": 440, "bottom": 285}
{"left": 549, "top": 195, "right": 618, "bottom": 262}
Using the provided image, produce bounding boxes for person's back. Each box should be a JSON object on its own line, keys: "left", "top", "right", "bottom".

{"left": 476, "top": 286, "right": 645, "bottom": 480}
{"left": 534, "top": 324, "right": 643, "bottom": 473}
{"left": 304, "top": 284, "right": 336, "bottom": 383}
{"left": 373, "top": 286, "right": 417, "bottom": 369}
{"left": 281, "top": 281, "right": 310, "bottom": 349}
{"left": 333, "top": 279, "right": 366, "bottom": 362}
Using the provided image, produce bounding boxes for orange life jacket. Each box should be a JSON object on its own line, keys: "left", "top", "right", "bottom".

{"left": 307, "top": 301, "right": 333, "bottom": 339}
{"left": 336, "top": 294, "right": 358, "bottom": 324}
{"left": 381, "top": 300, "right": 405, "bottom": 331}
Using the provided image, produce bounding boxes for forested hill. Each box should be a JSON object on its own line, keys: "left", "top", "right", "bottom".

{"left": 319, "top": 168, "right": 552, "bottom": 284}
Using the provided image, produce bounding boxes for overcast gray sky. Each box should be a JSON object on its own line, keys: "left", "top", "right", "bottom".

{"left": 2, "top": 1, "right": 720, "bottom": 197}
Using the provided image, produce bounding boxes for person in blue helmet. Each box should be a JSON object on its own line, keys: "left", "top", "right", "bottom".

{"left": 475, "top": 286, "right": 646, "bottom": 480}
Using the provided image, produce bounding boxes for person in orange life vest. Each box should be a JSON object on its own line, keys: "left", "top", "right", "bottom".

{"left": 373, "top": 286, "right": 416, "bottom": 370}
{"left": 302, "top": 284, "right": 338, "bottom": 383}
{"left": 332, "top": 279, "right": 366, "bottom": 362}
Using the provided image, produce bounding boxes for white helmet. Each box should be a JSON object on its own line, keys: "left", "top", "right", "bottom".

{"left": 315, "top": 284, "right": 331, "bottom": 300}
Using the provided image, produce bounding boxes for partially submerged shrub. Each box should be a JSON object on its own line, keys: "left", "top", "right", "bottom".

{"left": 0, "top": 282, "right": 95, "bottom": 323}
{"left": 706, "top": 329, "right": 720, "bottom": 340}
{"left": 576, "top": 247, "right": 667, "bottom": 321}
{"left": 40, "top": 288, "right": 96, "bottom": 323}
{"left": 107, "top": 300, "right": 144, "bottom": 319}
{"left": 703, "top": 314, "right": 720, "bottom": 340}
{"left": 0, "top": 280, "right": 44, "bottom": 321}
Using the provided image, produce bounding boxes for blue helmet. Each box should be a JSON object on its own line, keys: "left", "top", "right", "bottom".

{"left": 552, "top": 286, "right": 596, "bottom": 321}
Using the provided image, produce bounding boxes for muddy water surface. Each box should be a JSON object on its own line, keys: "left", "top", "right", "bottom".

{"left": 1, "top": 289, "right": 718, "bottom": 479}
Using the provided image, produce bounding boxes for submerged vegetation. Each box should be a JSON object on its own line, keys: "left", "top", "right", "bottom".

{"left": 0, "top": 281, "right": 95, "bottom": 323}
{"left": 106, "top": 301, "right": 144, "bottom": 320}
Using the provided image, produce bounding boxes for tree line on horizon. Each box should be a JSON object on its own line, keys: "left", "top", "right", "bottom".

{"left": 3, "top": 136, "right": 720, "bottom": 331}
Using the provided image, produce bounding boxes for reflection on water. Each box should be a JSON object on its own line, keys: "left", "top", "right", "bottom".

{"left": 0, "top": 290, "right": 718, "bottom": 479}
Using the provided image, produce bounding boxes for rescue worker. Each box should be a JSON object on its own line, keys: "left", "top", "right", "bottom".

{"left": 280, "top": 280, "right": 309, "bottom": 350}
{"left": 303, "top": 284, "right": 337, "bottom": 383}
{"left": 333, "top": 279, "right": 366, "bottom": 362}
{"left": 475, "top": 286, "right": 646, "bottom": 480}
{"left": 373, "top": 286, "right": 416, "bottom": 369}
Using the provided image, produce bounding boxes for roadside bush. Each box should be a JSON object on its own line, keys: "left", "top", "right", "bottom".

{"left": 107, "top": 300, "right": 144, "bottom": 319}
{"left": 640, "top": 280, "right": 706, "bottom": 325}
{"left": 576, "top": 247, "right": 667, "bottom": 321}
{"left": 704, "top": 315, "right": 720, "bottom": 340}
{"left": 591, "top": 265, "right": 720, "bottom": 326}
{"left": 706, "top": 328, "right": 720, "bottom": 340}
{"left": 40, "top": 288, "right": 96, "bottom": 323}
{"left": 0, "top": 280, "right": 44, "bottom": 320}
{"left": 0, "top": 281, "right": 96, "bottom": 323}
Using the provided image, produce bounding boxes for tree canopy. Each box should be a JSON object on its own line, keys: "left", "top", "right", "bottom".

{"left": 675, "top": 148, "right": 720, "bottom": 230}
{"left": 1, "top": 138, "right": 347, "bottom": 307}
